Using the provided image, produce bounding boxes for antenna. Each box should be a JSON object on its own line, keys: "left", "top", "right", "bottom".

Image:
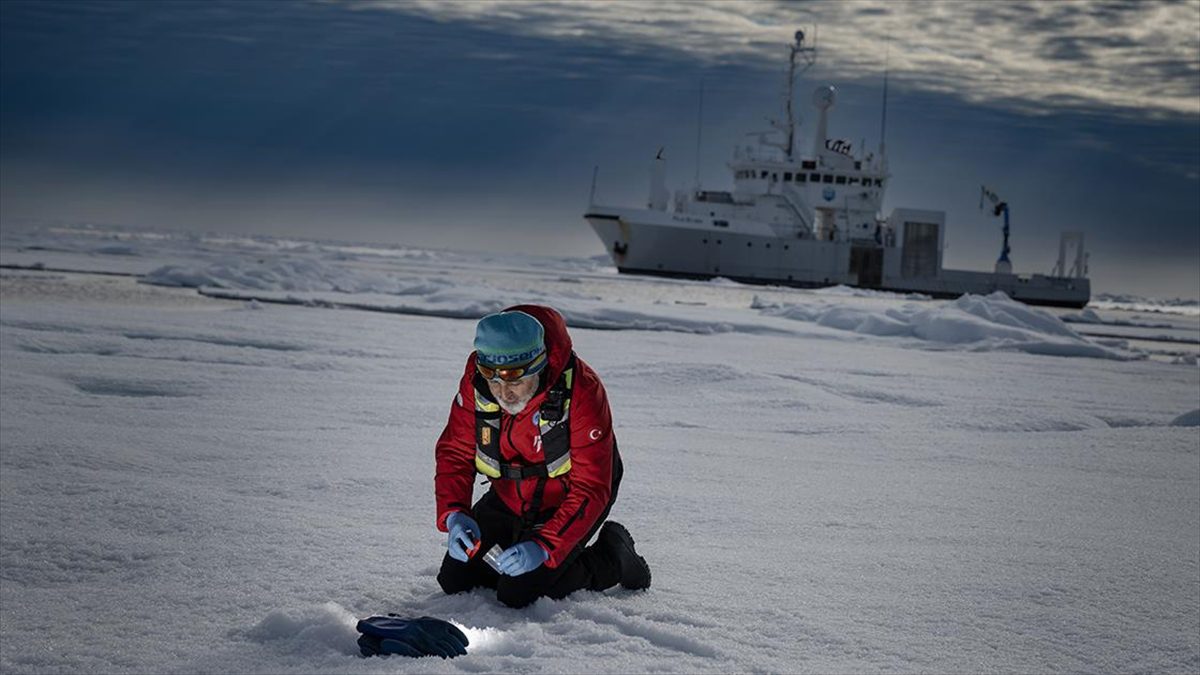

{"left": 879, "top": 42, "right": 889, "bottom": 163}
{"left": 785, "top": 67, "right": 795, "bottom": 156}
{"left": 693, "top": 79, "right": 705, "bottom": 190}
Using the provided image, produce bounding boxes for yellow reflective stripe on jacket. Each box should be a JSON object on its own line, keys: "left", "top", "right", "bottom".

{"left": 475, "top": 454, "right": 501, "bottom": 478}
{"left": 546, "top": 456, "right": 571, "bottom": 478}
{"left": 475, "top": 390, "right": 500, "bottom": 413}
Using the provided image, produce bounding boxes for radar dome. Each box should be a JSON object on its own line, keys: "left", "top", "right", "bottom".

{"left": 812, "top": 85, "right": 836, "bottom": 109}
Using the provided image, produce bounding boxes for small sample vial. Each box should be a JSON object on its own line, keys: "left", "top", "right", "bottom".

{"left": 464, "top": 532, "right": 482, "bottom": 559}
{"left": 482, "top": 545, "right": 506, "bottom": 573}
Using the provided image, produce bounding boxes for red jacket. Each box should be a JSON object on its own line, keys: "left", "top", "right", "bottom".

{"left": 434, "top": 304, "right": 617, "bottom": 568}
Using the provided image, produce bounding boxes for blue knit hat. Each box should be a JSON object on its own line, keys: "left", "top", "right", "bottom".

{"left": 474, "top": 310, "right": 546, "bottom": 368}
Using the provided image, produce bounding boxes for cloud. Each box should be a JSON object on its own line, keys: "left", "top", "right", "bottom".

{"left": 357, "top": 0, "right": 1200, "bottom": 120}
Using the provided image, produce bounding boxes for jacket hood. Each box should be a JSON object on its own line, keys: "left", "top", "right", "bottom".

{"left": 504, "top": 304, "right": 572, "bottom": 389}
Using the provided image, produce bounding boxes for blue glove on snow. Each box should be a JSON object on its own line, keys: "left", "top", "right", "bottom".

{"left": 446, "top": 511, "right": 480, "bottom": 563}
{"left": 496, "top": 541, "right": 548, "bottom": 576}
{"left": 356, "top": 614, "right": 469, "bottom": 658}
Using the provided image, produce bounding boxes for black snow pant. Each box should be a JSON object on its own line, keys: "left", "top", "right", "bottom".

{"left": 437, "top": 452, "right": 624, "bottom": 608}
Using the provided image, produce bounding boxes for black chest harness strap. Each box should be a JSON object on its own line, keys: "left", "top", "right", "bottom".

{"left": 474, "top": 353, "right": 575, "bottom": 482}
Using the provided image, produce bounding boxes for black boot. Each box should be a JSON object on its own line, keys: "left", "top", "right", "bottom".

{"left": 598, "top": 521, "right": 651, "bottom": 590}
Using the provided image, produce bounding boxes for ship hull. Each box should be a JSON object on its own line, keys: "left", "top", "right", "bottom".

{"left": 587, "top": 208, "right": 1090, "bottom": 309}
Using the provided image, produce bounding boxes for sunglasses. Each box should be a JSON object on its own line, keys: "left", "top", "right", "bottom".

{"left": 476, "top": 352, "right": 546, "bottom": 383}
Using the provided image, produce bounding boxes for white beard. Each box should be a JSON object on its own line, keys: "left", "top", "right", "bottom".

{"left": 498, "top": 396, "right": 532, "bottom": 416}
{"left": 490, "top": 373, "right": 541, "bottom": 417}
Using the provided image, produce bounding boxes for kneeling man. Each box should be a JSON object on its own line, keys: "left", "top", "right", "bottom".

{"left": 434, "top": 305, "right": 650, "bottom": 608}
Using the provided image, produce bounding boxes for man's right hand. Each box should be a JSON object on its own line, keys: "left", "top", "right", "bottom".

{"left": 446, "top": 512, "right": 481, "bottom": 563}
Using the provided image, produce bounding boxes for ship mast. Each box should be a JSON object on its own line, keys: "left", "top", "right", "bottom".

{"left": 878, "top": 44, "right": 889, "bottom": 168}
{"left": 770, "top": 29, "right": 817, "bottom": 160}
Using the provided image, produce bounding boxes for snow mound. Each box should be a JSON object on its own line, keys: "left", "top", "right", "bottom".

{"left": 813, "top": 284, "right": 931, "bottom": 300}
{"left": 1060, "top": 308, "right": 1177, "bottom": 329}
{"left": 198, "top": 285, "right": 785, "bottom": 336}
{"left": 1060, "top": 308, "right": 1106, "bottom": 324}
{"left": 1091, "top": 293, "right": 1200, "bottom": 317}
{"left": 246, "top": 603, "right": 360, "bottom": 656}
{"left": 557, "top": 307, "right": 761, "bottom": 334}
{"left": 142, "top": 258, "right": 452, "bottom": 295}
{"left": 94, "top": 244, "right": 140, "bottom": 256}
{"left": 755, "top": 291, "right": 1137, "bottom": 360}
{"left": 141, "top": 256, "right": 1142, "bottom": 358}
{"left": 1169, "top": 409, "right": 1200, "bottom": 427}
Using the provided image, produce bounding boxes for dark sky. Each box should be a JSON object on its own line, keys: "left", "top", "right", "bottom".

{"left": 1, "top": 0, "right": 1197, "bottom": 298}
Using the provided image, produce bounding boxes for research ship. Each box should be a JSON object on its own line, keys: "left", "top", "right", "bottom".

{"left": 583, "top": 31, "right": 1090, "bottom": 308}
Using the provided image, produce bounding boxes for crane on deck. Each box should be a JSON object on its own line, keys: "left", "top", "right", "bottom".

{"left": 980, "top": 185, "right": 1012, "bottom": 274}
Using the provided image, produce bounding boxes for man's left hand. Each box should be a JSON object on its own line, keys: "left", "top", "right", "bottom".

{"left": 496, "top": 541, "right": 548, "bottom": 576}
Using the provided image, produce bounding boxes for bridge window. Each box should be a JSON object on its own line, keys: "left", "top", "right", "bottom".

{"left": 875, "top": 179, "right": 883, "bottom": 186}
{"left": 802, "top": 161, "right": 815, "bottom": 169}
{"left": 797, "top": 174, "right": 807, "bottom": 183}
{"left": 809, "top": 173, "right": 819, "bottom": 181}
{"left": 784, "top": 172, "right": 793, "bottom": 181}
{"left": 835, "top": 176, "right": 847, "bottom": 184}
{"left": 761, "top": 171, "right": 768, "bottom": 179}
{"left": 848, "top": 177, "right": 859, "bottom": 185}
{"left": 823, "top": 175, "right": 833, "bottom": 183}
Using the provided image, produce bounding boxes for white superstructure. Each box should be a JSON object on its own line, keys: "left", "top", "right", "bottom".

{"left": 584, "top": 31, "right": 1090, "bottom": 308}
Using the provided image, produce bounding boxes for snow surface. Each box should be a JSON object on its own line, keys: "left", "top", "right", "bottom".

{"left": 1, "top": 226, "right": 1198, "bottom": 673}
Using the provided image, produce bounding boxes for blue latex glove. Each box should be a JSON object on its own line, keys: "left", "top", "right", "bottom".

{"left": 445, "top": 512, "right": 480, "bottom": 563}
{"left": 496, "top": 541, "right": 548, "bottom": 576}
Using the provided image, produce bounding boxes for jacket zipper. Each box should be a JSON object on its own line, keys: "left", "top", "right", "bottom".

{"left": 505, "top": 412, "right": 518, "bottom": 451}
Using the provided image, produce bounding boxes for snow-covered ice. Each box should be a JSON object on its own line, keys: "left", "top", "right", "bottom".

{"left": 1, "top": 225, "right": 1197, "bottom": 673}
